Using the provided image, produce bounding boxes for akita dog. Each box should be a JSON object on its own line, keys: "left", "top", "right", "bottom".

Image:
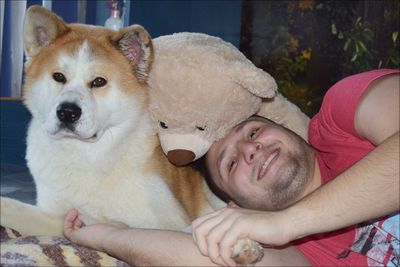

{"left": 0, "top": 6, "right": 224, "bottom": 236}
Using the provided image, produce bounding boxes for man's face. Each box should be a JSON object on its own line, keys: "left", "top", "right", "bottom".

{"left": 206, "top": 117, "right": 315, "bottom": 211}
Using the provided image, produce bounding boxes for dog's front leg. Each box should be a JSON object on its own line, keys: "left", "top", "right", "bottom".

{"left": 0, "top": 197, "right": 64, "bottom": 236}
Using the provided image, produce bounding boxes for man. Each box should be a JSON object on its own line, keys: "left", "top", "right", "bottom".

{"left": 64, "top": 69, "right": 399, "bottom": 266}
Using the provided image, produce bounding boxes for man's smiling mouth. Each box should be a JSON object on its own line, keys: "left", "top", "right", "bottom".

{"left": 257, "top": 148, "right": 280, "bottom": 180}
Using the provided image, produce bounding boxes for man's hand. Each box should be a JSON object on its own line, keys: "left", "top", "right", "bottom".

{"left": 63, "top": 209, "right": 128, "bottom": 251}
{"left": 191, "top": 203, "right": 292, "bottom": 266}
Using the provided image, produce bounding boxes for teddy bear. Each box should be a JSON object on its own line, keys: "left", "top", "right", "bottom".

{"left": 148, "top": 32, "right": 310, "bottom": 167}
{"left": 147, "top": 32, "right": 310, "bottom": 265}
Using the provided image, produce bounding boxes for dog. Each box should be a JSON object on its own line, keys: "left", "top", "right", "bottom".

{"left": 1, "top": 6, "right": 264, "bottom": 265}
{"left": 1, "top": 5, "right": 225, "bottom": 236}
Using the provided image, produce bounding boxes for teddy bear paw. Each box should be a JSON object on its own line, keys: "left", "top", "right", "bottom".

{"left": 231, "top": 238, "right": 264, "bottom": 266}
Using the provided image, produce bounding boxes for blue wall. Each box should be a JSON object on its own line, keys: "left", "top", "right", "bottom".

{"left": 0, "top": 0, "right": 12, "bottom": 97}
{"left": 130, "top": 1, "right": 242, "bottom": 48}
{"left": 0, "top": 100, "right": 31, "bottom": 165}
{"left": 92, "top": 1, "right": 242, "bottom": 47}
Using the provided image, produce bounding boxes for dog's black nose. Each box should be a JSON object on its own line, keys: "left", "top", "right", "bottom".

{"left": 56, "top": 102, "right": 82, "bottom": 124}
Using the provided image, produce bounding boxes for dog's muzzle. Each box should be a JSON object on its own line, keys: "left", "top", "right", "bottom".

{"left": 56, "top": 102, "right": 82, "bottom": 130}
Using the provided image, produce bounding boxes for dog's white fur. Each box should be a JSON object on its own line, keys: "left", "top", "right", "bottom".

{"left": 24, "top": 42, "right": 182, "bottom": 227}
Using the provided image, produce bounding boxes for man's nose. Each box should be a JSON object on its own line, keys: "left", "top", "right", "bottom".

{"left": 239, "top": 141, "right": 262, "bottom": 164}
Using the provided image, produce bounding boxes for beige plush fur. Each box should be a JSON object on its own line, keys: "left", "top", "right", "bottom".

{"left": 148, "top": 33, "right": 310, "bottom": 166}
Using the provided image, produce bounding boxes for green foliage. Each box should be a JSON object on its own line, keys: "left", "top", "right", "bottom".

{"left": 332, "top": 14, "right": 399, "bottom": 73}
{"left": 243, "top": 0, "right": 399, "bottom": 116}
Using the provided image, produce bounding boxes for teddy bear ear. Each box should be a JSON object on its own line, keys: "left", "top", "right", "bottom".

{"left": 232, "top": 61, "right": 278, "bottom": 98}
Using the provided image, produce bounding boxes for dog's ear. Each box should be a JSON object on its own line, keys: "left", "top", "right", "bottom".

{"left": 24, "top": 5, "right": 69, "bottom": 58}
{"left": 112, "top": 25, "right": 153, "bottom": 83}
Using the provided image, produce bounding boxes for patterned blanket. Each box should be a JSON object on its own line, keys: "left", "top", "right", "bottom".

{"left": 0, "top": 225, "right": 130, "bottom": 266}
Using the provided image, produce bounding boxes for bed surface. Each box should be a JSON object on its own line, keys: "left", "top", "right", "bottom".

{"left": 1, "top": 163, "right": 35, "bottom": 204}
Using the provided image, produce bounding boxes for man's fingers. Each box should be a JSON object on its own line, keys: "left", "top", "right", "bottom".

{"left": 193, "top": 213, "right": 226, "bottom": 256}
{"left": 206, "top": 224, "right": 228, "bottom": 265}
{"left": 64, "top": 209, "right": 78, "bottom": 228}
{"left": 192, "top": 207, "right": 226, "bottom": 229}
{"left": 220, "top": 241, "right": 238, "bottom": 267}
{"left": 73, "top": 217, "right": 85, "bottom": 230}
{"left": 65, "top": 208, "right": 78, "bottom": 222}
{"left": 207, "top": 235, "right": 233, "bottom": 266}
{"left": 211, "top": 255, "right": 228, "bottom": 267}
{"left": 220, "top": 226, "right": 247, "bottom": 267}
{"left": 192, "top": 208, "right": 230, "bottom": 253}
{"left": 207, "top": 219, "right": 237, "bottom": 266}
{"left": 63, "top": 208, "right": 79, "bottom": 237}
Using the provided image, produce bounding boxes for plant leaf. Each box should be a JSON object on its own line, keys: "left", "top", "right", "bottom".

{"left": 331, "top": 23, "right": 337, "bottom": 35}
{"left": 355, "top": 17, "right": 362, "bottom": 26}
{"left": 358, "top": 41, "right": 367, "bottom": 52}
{"left": 344, "top": 39, "right": 351, "bottom": 51}
{"left": 355, "top": 42, "right": 360, "bottom": 53}
{"left": 392, "top": 31, "right": 398, "bottom": 44}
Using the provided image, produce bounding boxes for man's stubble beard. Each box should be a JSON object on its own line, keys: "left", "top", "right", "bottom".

{"left": 244, "top": 149, "right": 311, "bottom": 211}
{"left": 267, "top": 158, "right": 308, "bottom": 210}
{"left": 267, "top": 142, "right": 313, "bottom": 210}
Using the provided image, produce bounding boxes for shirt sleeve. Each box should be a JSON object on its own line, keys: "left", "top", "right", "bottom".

{"left": 318, "top": 69, "right": 400, "bottom": 139}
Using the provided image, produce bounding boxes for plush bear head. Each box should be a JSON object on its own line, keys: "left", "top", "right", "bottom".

{"left": 148, "top": 33, "right": 309, "bottom": 166}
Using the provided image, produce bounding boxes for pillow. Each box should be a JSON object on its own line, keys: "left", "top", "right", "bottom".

{"left": 0, "top": 225, "right": 130, "bottom": 266}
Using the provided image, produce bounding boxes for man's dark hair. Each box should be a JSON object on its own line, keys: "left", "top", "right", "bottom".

{"left": 191, "top": 156, "right": 231, "bottom": 203}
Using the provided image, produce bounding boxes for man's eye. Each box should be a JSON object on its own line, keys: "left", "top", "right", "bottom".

{"left": 228, "top": 160, "right": 237, "bottom": 173}
{"left": 249, "top": 128, "right": 259, "bottom": 140}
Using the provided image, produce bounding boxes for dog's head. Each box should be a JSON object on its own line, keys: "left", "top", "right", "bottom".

{"left": 23, "top": 6, "right": 153, "bottom": 142}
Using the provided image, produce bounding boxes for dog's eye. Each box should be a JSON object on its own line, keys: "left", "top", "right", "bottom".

{"left": 196, "top": 126, "right": 206, "bottom": 131}
{"left": 91, "top": 77, "right": 107, "bottom": 88}
{"left": 53, "top": 72, "right": 66, "bottom": 84}
{"left": 159, "top": 121, "right": 168, "bottom": 129}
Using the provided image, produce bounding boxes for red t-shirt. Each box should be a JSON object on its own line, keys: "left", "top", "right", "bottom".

{"left": 295, "top": 69, "right": 400, "bottom": 266}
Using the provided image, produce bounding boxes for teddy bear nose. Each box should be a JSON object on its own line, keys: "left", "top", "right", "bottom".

{"left": 167, "top": 149, "right": 196, "bottom": 166}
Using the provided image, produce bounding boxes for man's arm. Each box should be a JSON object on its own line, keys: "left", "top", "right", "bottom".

{"left": 291, "top": 131, "right": 399, "bottom": 239}
{"left": 63, "top": 209, "right": 310, "bottom": 266}
{"left": 101, "top": 227, "right": 309, "bottom": 266}
{"left": 288, "top": 74, "right": 399, "bottom": 239}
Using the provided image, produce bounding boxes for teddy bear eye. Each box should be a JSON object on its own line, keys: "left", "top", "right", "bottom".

{"left": 159, "top": 121, "right": 168, "bottom": 129}
{"left": 196, "top": 126, "right": 206, "bottom": 131}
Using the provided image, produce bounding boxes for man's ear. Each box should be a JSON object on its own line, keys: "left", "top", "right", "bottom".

{"left": 112, "top": 25, "right": 153, "bottom": 83}
{"left": 24, "top": 5, "right": 69, "bottom": 58}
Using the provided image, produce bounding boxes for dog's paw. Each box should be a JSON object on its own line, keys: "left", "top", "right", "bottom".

{"left": 232, "top": 238, "right": 264, "bottom": 266}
